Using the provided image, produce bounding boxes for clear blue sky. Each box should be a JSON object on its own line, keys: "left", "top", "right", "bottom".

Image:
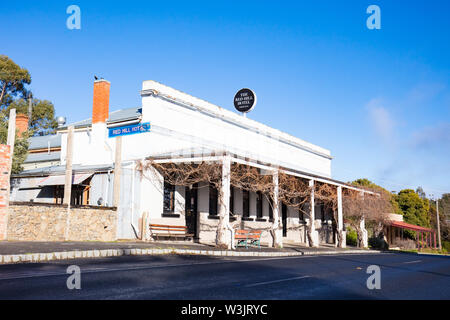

{"left": 1, "top": 0, "right": 449, "bottom": 196}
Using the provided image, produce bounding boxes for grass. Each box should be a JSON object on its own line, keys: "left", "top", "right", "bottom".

{"left": 394, "top": 248, "right": 449, "bottom": 255}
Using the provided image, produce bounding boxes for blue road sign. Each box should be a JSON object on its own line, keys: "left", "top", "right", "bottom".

{"left": 108, "top": 122, "right": 151, "bottom": 138}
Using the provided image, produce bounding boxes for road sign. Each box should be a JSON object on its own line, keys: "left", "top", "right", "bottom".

{"left": 108, "top": 122, "right": 151, "bottom": 138}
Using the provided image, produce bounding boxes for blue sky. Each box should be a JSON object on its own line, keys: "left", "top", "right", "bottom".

{"left": 1, "top": 0, "right": 449, "bottom": 196}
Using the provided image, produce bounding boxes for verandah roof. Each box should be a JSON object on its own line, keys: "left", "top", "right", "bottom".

{"left": 390, "top": 221, "right": 433, "bottom": 233}
{"left": 146, "top": 148, "right": 377, "bottom": 195}
{"left": 38, "top": 173, "right": 93, "bottom": 186}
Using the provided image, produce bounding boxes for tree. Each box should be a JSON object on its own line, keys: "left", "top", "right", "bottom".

{"left": 346, "top": 179, "right": 393, "bottom": 247}
{"left": 0, "top": 55, "right": 31, "bottom": 108}
{"left": 435, "top": 194, "right": 450, "bottom": 244}
{"left": 351, "top": 178, "right": 382, "bottom": 190}
{"left": 6, "top": 98, "right": 58, "bottom": 136}
{"left": 439, "top": 194, "right": 450, "bottom": 225}
{"left": 1, "top": 98, "right": 59, "bottom": 172}
{"left": 416, "top": 186, "right": 426, "bottom": 200}
{"left": 351, "top": 178, "right": 401, "bottom": 215}
{"left": 395, "top": 189, "right": 430, "bottom": 238}
{"left": 0, "top": 56, "right": 58, "bottom": 173}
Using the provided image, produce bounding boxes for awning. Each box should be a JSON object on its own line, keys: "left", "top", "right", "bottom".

{"left": 390, "top": 221, "right": 433, "bottom": 233}
{"left": 38, "top": 173, "right": 93, "bottom": 186}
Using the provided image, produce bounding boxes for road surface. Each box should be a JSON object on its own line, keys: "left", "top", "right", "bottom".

{"left": 0, "top": 252, "right": 449, "bottom": 299}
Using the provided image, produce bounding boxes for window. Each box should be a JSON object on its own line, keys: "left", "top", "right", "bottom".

{"left": 299, "top": 198, "right": 306, "bottom": 221}
{"left": 320, "top": 203, "right": 326, "bottom": 222}
{"left": 268, "top": 194, "right": 273, "bottom": 220}
{"left": 209, "top": 183, "right": 218, "bottom": 215}
{"left": 256, "top": 191, "right": 263, "bottom": 218}
{"left": 230, "top": 186, "right": 234, "bottom": 214}
{"left": 163, "top": 182, "right": 175, "bottom": 213}
{"left": 54, "top": 186, "right": 64, "bottom": 204}
{"left": 299, "top": 207, "right": 305, "bottom": 221}
{"left": 54, "top": 185, "right": 90, "bottom": 206}
{"left": 243, "top": 190, "right": 250, "bottom": 217}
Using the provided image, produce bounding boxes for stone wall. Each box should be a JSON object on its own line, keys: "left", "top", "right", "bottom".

{"left": 7, "top": 203, "right": 117, "bottom": 241}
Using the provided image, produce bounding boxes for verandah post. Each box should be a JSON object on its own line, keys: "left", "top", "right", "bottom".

{"left": 63, "top": 126, "right": 74, "bottom": 205}
{"left": 308, "top": 179, "right": 319, "bottom": 247}
{"left": 416, "top": 231, "right": 419, "bottom": 250}
{"left": 359, "top": 191, "right": 369, "bottom": 249}
{"left": 216, "top": 155, "right": 231, "bottom": 249}
{"left": 113, "top": 136, "right": 122, "bottom": 208}
{"left": 63, "top": 126, "right": 74, "bottom": 240}
{"left": 434, "top": 232, "right": 437, "bottom": 249}
{"left": 337, "top": 186, "right": 346, "bottom": 248}
{"left": 271, "top": 170, "right": 283, "bottom": 248}
{"left": 421, "top": 232, "right": 423, "bottom": 250}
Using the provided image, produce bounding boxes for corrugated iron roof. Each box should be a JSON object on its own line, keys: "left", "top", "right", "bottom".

{"left": 390, "top": 221, "right": 434, "bottom": 233}
{"left": 61, "top": 107, "right": 142, "bottom": 129}
{"left": 38, "top": 173, "right": 93, "bottom": 186}
{"left": 28, "top": 134, "right": 61, "bottom": 150}
{"left": 24, "top": 151, "right": 61, "bottom": 163}
{"left": 12, "top": 164, "right": 114, "bottom": 177}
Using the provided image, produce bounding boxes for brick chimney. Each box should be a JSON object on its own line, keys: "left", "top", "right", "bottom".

{"left": 15, "top": 114, "right": 29, "bottom": 137}
{"left": 92, "top": 79, "right": 110, "bottom": 124}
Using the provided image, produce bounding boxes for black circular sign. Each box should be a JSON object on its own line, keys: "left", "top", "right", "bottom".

{"left": 234, "top": 88, "right": 257, "bottom": 113}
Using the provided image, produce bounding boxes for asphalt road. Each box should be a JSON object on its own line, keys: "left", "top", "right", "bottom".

{"left": 0, "top": 252, "right": 449, "bottom": 300}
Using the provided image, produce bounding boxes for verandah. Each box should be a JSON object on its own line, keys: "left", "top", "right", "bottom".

{"left": 137, "top": 151, "right": 391, "bottom": 250}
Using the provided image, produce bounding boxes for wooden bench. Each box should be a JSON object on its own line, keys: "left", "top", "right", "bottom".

{"left": 149, "top": 224, "right": 194, "bottom": 241}
{"left": 235, "top": 229, "right": 262, "bottom": 249}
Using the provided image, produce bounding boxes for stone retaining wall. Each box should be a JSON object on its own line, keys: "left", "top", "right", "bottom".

{"left": 7, "top": 203, "right": 117, "bottom": 241}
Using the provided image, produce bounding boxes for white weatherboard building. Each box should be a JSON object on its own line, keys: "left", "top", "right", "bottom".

{"left": 11, "top": 79, "right": 369, "bottom": 247}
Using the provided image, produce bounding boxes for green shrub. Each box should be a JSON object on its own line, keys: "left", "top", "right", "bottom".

{"left": 346, "top": 228, "right": 358, "bottom": 246}
{"left": 443, "top": 241, "right": 450, "bottom": 253}
{"left": 369, "top": 236, "right": 389, "bottom": 250}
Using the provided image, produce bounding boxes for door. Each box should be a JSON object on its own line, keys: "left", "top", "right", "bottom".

{"left": 185, "top": 184, "right": 198, "bottom": 238}
{"left": 282, "top": 204, "right": 287, "bottom": 237}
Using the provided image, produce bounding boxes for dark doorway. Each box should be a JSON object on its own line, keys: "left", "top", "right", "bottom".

{"left": 185, "top": 184, "right": 198, "bottom": 239}
{"left": 282, "top": 204, "right": 287, "bottom": 237}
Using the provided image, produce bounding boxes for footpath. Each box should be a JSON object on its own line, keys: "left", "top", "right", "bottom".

{"left": 0, "top": 240, "right": 381, "bottom": 264}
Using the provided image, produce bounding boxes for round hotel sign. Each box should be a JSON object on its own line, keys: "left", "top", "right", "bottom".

{"left": 234, "top": 88, "right": 257, "bottom": 113}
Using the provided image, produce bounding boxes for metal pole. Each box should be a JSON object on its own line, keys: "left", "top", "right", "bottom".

{"left": 436, "top": 199, "right": 442, "bottom": 251}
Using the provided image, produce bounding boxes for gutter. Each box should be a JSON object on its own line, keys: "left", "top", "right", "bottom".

{"left": 58, "top": 116, "right": 142, "bottom": 132}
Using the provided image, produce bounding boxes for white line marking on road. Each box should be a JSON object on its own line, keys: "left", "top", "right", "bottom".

{"left": 403, "top": 260, "right": 422, "bottom": 264}
{"left": 244, "top": 276, "right": 311, "bottom": 287}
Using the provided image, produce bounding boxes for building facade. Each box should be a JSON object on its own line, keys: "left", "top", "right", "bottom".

{"left": 11, "top": 79, "right": 370, "bottom": 247}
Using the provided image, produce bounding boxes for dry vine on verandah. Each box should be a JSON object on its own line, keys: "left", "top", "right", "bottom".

{"left": 137, "top": 159, "right": 392, "bottom": 248}
{"left": 342, "top": 188, "right": 392, "bottom": 247}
